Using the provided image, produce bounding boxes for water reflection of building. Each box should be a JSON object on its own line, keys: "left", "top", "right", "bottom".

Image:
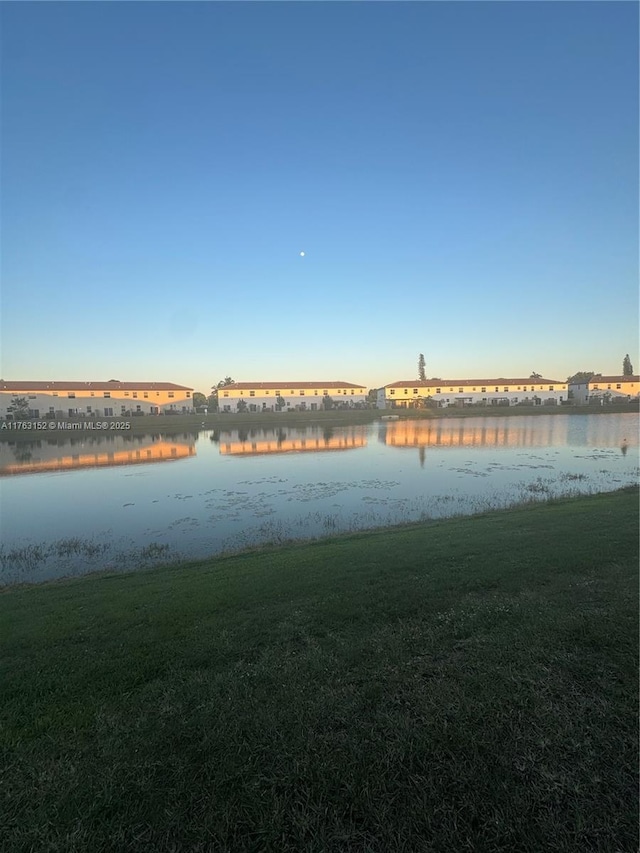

{"left": 379, "top": 417, "right": 571, "bottom": 449}
{"left": 583, "top": 418, "right": 639, "bottom": 450}
{"left": 218, "top": 427, "right": 367, "bottom": 456}
{"left": 0, "top": 436, "right": 196, "bottom": 475}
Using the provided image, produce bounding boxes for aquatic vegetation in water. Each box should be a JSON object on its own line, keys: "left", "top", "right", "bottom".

{"left": 139, "top": 542, "right": 171, "bottom": 560}
{"left": 2, "top": 414, "right": 638, "bottom": 585}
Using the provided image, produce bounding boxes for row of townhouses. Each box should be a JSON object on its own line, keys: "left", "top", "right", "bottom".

{"left": 380, "top": 375, "right": 640, "bottom": 408}
{"left": 0, "top": 381, "right": 194, "bottom": 419}
{"left": 0, "top": 375, "right": 638, "bottom": 418}
{"left": 215, "top": 382, "right": 367, "bottom": 413}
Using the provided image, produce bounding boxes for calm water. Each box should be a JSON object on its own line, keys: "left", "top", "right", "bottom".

{"left": 1, "top": 413, "right": 637, "bottom": 584}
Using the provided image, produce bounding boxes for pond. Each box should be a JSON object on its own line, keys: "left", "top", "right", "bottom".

{"left": 1, "top": 413, "right": 637, "bottom": 584}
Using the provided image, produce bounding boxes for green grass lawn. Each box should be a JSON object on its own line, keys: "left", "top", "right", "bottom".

{"left": 2, "top": 488, "right": 638, "bottom": 852}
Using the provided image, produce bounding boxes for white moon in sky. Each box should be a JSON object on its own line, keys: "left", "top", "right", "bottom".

{"left": 299, "top": 251, "right": 305, "bottom": 257}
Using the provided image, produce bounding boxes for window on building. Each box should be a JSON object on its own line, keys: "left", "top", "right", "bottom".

{"left": 143, "top": 392, "right": 148, "bottom": 398}
{"left": 300, "top": 390, "right": 305, "bottom": 396}
{"left": 53, "top": 392, "right": 58, "bottom": 396}
{"left": 495, "top": 387, "right": 499, "bottom": 392}
{"left": 314, "top": 390, "right": 318, "bottom": 395}
{"left": 351, "top": 389, "right": 354, "bottom": 395}
{"left": 503, "top": 387, "right": 508, "bottom": 392}
{"left": 481, "top": 387, "right": 486, "bottom": 393}
{"left": 104, "top": 392, "right": 111, "bottom": 398}
{"left": 68, "top": 392, "right": 76, "bottom": 398}
{"left": 404, "top": 389, "right": 408, "bottom": 394}
{"left": 413, "top": 388, "right": 418, "bottom": 394}
{"left": 49, "top": 406, "right": 55, "bottom": 414}
{"left": 390, "top": 389, "right": 395, "bottom": 395}
{"left": 322, "top": 390, "right": 327, "bottom": 395}
{"left": 593, "top": 385, "right": 599, "bottom": 390}
{"left": 124, "top": 392, "right": 130, "bottom": 396}
{"left": 86, "top": 406, "right": 92, "bottom": 413}
{"left": 223, "top": 391, "right": 229, "bottom": 397}
{"left": 133, "top": 392, "right": 138, "bottom": 398}
{"left": 249, "top": 390, "right": 255, "bottom": 396}
{"left": 436, "top": 388, "right": 441, "bottom": 394}
{"left": 28, "top": 395, "right": 36, "bottom": 399}
{"left": 186, "top": 392, "right": 191, "bottom": 398}
{"left": 548, "top": 386, "right": 554, "bottom": 391}
{"left": 91, "top": 391, "right": 95, "bottom": 397}
{"left": 121, "top": 405, "right": 126, "bottom": 413}
{"left": 616, "top": 384, "right": 621, "bottom": 389}
{"left": 168, "top": 392, "right": 175, "bottom": 398}
{"left": 607, "top": 384, "right": 611, "bottom": 390}
{"left": 459, "top": 388, "right": 463, "bottom": 393}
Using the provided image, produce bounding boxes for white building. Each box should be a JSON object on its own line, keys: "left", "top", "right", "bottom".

{"left": 378, "top": 377, "right": 568, "bottom": 409}
{"left": 569, "top": 375, "right": 639, "bottom": 405}
{"left": 0, "top": 380, "right": 194, "bottom": 418}
{"left": 215, "top": 381, "right": 368, "bottom": 413}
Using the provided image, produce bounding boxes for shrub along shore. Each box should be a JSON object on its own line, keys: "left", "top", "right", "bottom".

{"left": 2, "top": 488, "right": 638, "bottom": 852}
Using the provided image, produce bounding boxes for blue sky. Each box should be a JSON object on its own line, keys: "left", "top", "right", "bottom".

{"left": 1, "top": 1, "right": 638, "bottom": 393}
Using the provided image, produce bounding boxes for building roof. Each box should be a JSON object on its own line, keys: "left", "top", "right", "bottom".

{"left": 212, "top": 381, "right": 366, "bottom": 391}
{"left": 588, "top": 375, "right": 639, "bottom": 383}
{"left": 0, "top": 381, "right": 193, "bottom": 392}
{"left": 384, "top": 377, "right": 565, "bottom": 389}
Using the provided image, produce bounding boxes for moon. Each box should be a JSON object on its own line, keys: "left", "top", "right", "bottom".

{"left": 299, "top": 251, "right": 305, "bottom": 257}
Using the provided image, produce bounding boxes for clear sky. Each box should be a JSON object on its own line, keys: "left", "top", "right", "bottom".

{"left": 1, "top": 1, "right": 638, "bottom": 393}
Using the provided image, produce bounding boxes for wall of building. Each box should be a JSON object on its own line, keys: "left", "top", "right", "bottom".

{"left": 217, "top": 385, "right": 367, "bottom": 413}
{"left": 568, "top": 377, "right": 639, "bottom": 405}
{"left": 568, "top": 382, "right": 590, "bottom": 405}
{"left": 0, "top": 386, "right": 193, "bottom": 418}
{"left": 381, "top": 381, "right": 568, "bottom": 409}
{"left": 586, "top": 378, "right": 639, "bottom": 402}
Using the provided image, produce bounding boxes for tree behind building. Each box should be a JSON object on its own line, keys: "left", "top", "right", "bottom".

{"left": 418, "top": 354, "right": 426, "bottom": 381}
{"left": 8, "top": 396, "right": 30, "bottom": 419}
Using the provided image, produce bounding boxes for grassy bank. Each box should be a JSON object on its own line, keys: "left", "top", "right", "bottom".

{"left": 2, "top": 489, "right": 638, "bottom": 852}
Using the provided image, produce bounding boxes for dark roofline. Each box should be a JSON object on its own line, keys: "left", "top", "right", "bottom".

{"left": 211, "top": 381, "right": 366, "bottom": 390}
{"left": 384, "top": 377, "right": 565, "bottom": 389}
{"left": 0, "top": 381, "right": 194, "bottom": 391}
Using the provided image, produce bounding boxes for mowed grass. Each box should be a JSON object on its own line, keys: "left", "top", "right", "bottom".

{"left": 1, "top": 489, "right": 638, "bottom": 853}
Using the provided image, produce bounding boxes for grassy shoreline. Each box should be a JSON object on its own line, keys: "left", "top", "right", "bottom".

{"left": 1, "top": 401, "right": 638, "bottom": 441}
{"left": 2, "top": 488, "right": 638, "bottom": 851}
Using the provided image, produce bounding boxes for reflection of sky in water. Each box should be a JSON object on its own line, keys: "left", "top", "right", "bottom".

{"left": 1, "top": 414, "right": 638, "bottom": 584}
